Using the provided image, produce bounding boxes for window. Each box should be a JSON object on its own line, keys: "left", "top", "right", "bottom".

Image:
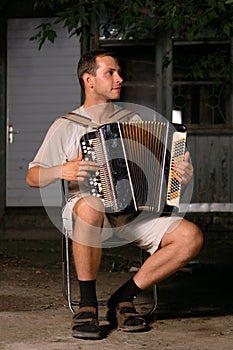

{"left": 172, "top": 40, "right": 232, "bottom": 126}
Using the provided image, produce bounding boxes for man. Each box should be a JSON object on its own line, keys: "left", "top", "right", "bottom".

{"left": 26, "top": 49, "right": 203, "bottom": 340}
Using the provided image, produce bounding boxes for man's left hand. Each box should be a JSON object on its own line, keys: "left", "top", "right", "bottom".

{"left": 174, "top": 151, "right": 193, "bottom": 184}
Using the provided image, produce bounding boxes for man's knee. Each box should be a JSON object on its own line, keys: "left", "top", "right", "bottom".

{"left": 164, "top": 219, "right": 203, "bottom": 260}
{"left": 74, "top": 196, "right": 105, "bottom": 213}
{"left": 73, "top": 197, "right": 105, "bottom": 225}
{"left": 180, "top": 221, "right": 204, "bottom": 258}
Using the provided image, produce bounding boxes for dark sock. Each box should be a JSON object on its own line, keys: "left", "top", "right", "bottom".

{"left": 78, "top": 280, "right": 98, "bottom": 309}
{"left": 107, "top": 277, "right": 142, "bottom": 309}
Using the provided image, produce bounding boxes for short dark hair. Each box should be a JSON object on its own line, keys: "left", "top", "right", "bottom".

{"left": 77, "top": 49, "right": 118, "bottom": 90}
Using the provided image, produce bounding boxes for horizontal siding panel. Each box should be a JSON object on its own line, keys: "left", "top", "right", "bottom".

{"left": 9, "top": 104, "right": 77, "bottom": 115}
{"left": 8, "top": 130, "right": 54, "bottom": 142}
{"left": 8, "top": 160, "right": 33, "bottom": 169}
{"left": 9, "top": 94, "right": 78, "bottom": 105}
{"left": 9, "top": 85, "right": 78, "bottom": 97}
{"left": 7, "top": 30, "right": 77, "bottom": 43}
{"left": 7, "top": 35, "right": 78, "bottom": 45}
{"left": 8, "top": 65, "right": 77, "bottom": 76}
{"left": 8, "top": 76, "right": 76, "bottom": 86}
{"left": 8, "top": 120, "right": 57, "bottom": 129}
{"left": 9, "top": 121, "right": 58, "bottom": 131}
{"left": 8, "top": 135, "right": 53, "bottom": 144}
{"left": 7, "top": 184, "right": 62, "bottom": 207}
{"left": 7, "top": 181, "right": 61, "bottom": 193}
{"left": 7, "top": 56, "right": 78, "bottom": 67}
{"left": 11, "top": 88, "right": 77, "bottom": 99}
{"left": 7, "top": 18, "right": 78, "bottom": 39}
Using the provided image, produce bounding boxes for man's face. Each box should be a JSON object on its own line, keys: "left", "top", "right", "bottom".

{"left": 91, "top": 55, "right": 123, "bottom": 102}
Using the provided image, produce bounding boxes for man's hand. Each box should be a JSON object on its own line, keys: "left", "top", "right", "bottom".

{"left": 174, "top": 151, "right": 193, "bottom": 185}
{"left": 61, "top": 153, "right": 98, "bottom": 182}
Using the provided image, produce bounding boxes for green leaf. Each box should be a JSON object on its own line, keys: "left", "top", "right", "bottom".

{"left": 47, "top": 30, "right": 57, "bottom": 42}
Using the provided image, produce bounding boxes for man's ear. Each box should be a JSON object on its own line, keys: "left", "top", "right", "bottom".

{"left": 82, "top": 72, "right": 94, "bottom": 88}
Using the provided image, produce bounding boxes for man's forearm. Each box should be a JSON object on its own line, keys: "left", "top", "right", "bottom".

{"left": 26, "top": 165, "right": 62, "bottom": 188}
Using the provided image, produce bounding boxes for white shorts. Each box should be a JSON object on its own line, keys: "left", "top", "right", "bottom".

{"left": 62, "top": 196, "right": 182, "bottom": 255}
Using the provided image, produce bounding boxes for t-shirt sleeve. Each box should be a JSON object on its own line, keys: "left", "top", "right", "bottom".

{"left": 28, "top": 118, "right": 80, "bottom": 169}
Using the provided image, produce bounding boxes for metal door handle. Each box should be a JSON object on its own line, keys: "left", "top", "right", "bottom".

{"left": 8, "top": 124, "right": 19, "bottom": 144}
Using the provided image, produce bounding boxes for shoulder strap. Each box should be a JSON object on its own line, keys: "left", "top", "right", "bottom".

{"left": 108, "top": 108, "right": 135, "bottom": 122}
{"left": 62, "top": 112, "right": 100, "bottom": 128}
{"left": 62, "top": 108, "right": 135, "bottom": 128}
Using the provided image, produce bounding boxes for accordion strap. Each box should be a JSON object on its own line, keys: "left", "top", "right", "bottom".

{"left": 62, "top": 113, "right": 99, "bottom": 128}
{"left": 61, "top": 108, "right": 135, "bottom": 128}
{"left": 108, "top": 108, "right": 136, "bottom": 122}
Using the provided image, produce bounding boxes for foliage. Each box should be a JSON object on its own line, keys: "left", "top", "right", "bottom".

{"left": 31, "top": 0, "right": 233, "bottom": 46}
{"left": 30, "top": 0, "right": 233, "bottom": 80}
{"left": 173, "top": 45, "right": 231, "bottom": 81}
{"left": 157, "top": 0, "right": 233, "bottom": 40}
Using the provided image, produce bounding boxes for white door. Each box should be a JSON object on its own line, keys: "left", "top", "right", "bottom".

{"left": 7, "top": 18, "right": 80, "bottom": 206}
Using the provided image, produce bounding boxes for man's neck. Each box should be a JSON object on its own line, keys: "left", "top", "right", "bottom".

{"left": 83, "top": 102, "right": 115, "bottom": 124}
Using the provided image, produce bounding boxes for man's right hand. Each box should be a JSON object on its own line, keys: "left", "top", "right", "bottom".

{"left": 61, "top": 153, "right": 98, "bottom": 182}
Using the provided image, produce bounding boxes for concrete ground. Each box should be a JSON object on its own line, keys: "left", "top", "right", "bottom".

{"left": 1, "top": 236, "right": 233, "bottom": 350}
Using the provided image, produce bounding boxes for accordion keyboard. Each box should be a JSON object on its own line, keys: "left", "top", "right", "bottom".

{"left": 167, "top": 134, "right": 187, "bottom": 207}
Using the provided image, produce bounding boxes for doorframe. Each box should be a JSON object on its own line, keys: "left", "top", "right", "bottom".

{"left": 0, "top": 18, "right": 6, "bottom": 217}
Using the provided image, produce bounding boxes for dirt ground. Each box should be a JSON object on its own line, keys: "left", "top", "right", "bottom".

{"left": 0, "top": 239, "right": 233, "bottom": 350}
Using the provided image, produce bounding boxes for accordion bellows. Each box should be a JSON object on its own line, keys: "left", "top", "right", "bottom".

{"left": 80, "top": 121, "right": 187, "bottom": 214}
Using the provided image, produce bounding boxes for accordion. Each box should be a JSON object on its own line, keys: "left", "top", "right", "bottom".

{"left": 80, "top": 121, "right": 187, "bottom": 214}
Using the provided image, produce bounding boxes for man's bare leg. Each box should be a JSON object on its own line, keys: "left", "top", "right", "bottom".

{"left": 133, "top": 219, "right": 203, "bottom": 289}
{"left": 71, "top": 197, "right": 104, "bottom": 339}
{"left": 106, "top": 219, "right": 203, "bottom": 331}
{"left": 72, "top": 196, "right": 104, "bottom": 280}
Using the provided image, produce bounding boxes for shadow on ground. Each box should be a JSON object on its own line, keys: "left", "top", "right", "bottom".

{"left": 0, "top": 239, "right": 232, "bottom": 320}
